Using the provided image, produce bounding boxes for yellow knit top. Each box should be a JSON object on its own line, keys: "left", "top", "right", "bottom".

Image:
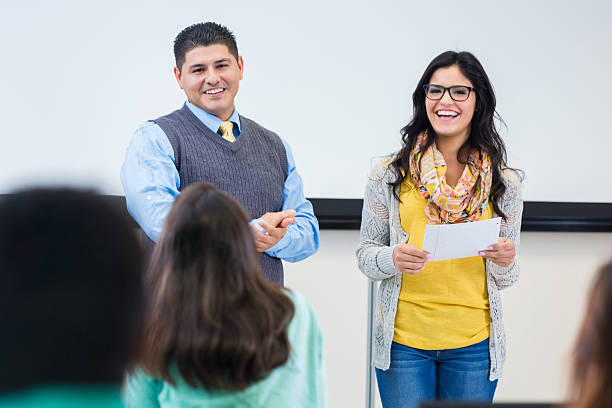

{"left": 393, "top": 182, "right": 492, "bottom": 350}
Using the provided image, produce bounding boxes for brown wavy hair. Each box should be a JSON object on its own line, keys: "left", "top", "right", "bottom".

{"left": 138, "top": 182, "right": 294, "bottom": 391}
{"left": 568, "top": 259, "right": 612, "bottom": 408}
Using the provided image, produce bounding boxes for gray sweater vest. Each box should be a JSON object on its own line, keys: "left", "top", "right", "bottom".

{"left": 155, "top": 104, "right": 288, "bottom": 284}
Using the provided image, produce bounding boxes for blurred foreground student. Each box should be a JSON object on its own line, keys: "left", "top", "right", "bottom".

{"left": 0, "top": 188, "right": 144, "bottom": 408}
{"left": 126, "top": 182, "right": 326, "bottom": 408}
{"left": 568, "top": 259, "right": 612, "bottom": 408}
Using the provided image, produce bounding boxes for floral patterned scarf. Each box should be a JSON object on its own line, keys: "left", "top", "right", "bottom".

{"left": 408, "top": 131, "right": 493, "bottom": 224}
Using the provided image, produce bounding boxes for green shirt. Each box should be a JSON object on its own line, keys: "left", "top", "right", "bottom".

{"left": 0, "top": 384, "right": 123, "bottom": 408}
{"left": 126, "top": 290, "right": 326, "bottom": 408}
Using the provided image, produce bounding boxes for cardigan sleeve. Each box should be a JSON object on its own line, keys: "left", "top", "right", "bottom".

{"left": 487, "top": 169, "right": 523, "bottom": 290}
{"left": 356, "top": 164, "right": 400, "bottom": 281}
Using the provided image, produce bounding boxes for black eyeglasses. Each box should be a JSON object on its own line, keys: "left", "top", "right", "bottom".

{"left": 423, "top": 84, "right": 475, "bottom": 101}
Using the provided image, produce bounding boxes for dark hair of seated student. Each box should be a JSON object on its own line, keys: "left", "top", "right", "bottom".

{"left": 568, "top": 259, "right": 612, "bottom": 408}
{"left": 137, "top": 181, "right": 295, "bottom": 391}
{"left": 0, "top": 189, "right": 144, "bottom": 396}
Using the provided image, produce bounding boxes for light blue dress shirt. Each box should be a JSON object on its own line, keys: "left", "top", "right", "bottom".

{"left": 121, "top": 102, "right": 319, "bottom": 262}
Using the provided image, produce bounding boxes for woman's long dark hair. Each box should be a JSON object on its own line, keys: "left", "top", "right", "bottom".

{"left": 390, "top": 51, "right": 512, "bottom": 219}
{"left": 138, "top": 182, "right": 294, "bottom": 391}
{"left": 568, "top": 260, "right": 612, "bottom": 408}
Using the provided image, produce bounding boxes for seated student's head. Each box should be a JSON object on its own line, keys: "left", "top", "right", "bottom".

{"left": 0, "top": 188, "right": 144, "bottom": 391}
{"left": 139, "top": 181, "right": 294, "bottom": 391}
{"left": 569, "top": 259, "right": 612, "bottom": 408}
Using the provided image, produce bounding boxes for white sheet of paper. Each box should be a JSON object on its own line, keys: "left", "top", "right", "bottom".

{"left": 422, "top": 217, "right": 502, "bottom": 261}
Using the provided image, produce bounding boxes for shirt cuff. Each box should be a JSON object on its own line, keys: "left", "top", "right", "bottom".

{"left": 249, "top": 218, "right": 266, "bottom": 233}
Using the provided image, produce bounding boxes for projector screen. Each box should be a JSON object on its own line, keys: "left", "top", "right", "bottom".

{"left": 1, "top": 1, "right": 611, "bottom": 203}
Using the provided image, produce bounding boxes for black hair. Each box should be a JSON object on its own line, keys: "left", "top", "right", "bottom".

{"left": 174, "top": 22, "right": 239, "bottom": 71}
{"left": 0, "top": 188, "right": 144, "bottom": 391}
{"left": 390, "top": 51, "right": 518, "bottom": 219}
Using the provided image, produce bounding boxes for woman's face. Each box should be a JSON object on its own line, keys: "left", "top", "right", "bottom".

{"left": 425, "top": 64, "right": 476, "bottom": 142}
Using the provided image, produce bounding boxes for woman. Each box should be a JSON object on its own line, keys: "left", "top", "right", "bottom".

{"left": 568, "top": 260, "right": 612, "bottom": 408}
{"left": 356, "top": 51, "right": 522, "bottom": 408}
{"left": 127, "top": 182, "right": 326, "bottom": 408}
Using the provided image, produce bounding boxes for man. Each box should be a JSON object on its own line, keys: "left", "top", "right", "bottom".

{"left": 121, "top": 22, "right": 319, "bottom": 284}
{"left": 0, "top": 188, "right": 143, "bottom": 407}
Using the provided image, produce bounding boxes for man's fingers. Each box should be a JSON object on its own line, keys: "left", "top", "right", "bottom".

{"left": 250, "top": 225, "right": 266, "bottom": 239}
{"left": 258, "top": 220, "right": 277, "bottom": 235}
{"left": 262, "top": 210, "right": 297, "bottom": 227}
{"left": 262, "top": 213, "right": 283, "bottom": 226}
{"left": 279, "top": 217, "right": 295, "bottom": 228}
{"left": 250, "top": 226, "right": 269, "bottom": 252}
{"left": 251, "top": 224, "right": 273, "bottom": 243}
{"left": 281, "top": 209, "right": 297, "bottom": 218}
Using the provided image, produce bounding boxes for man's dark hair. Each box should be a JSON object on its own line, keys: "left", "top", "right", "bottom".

{"left": 0, "top": 188, "right": 144, "bottom": 391}
{"left": 174, "top": 22, "right": 239, "bottom": 71}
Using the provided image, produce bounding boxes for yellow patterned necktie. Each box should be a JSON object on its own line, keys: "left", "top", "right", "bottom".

{"left": 218, "top": 121, "right": 236, "bottom": 143}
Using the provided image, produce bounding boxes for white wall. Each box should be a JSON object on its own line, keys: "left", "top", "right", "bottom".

{"left": 284, "top": 230, "right": 612, "bottom": 407}
{"left": 2, "top": 1, "right": 612, "bottom": 201}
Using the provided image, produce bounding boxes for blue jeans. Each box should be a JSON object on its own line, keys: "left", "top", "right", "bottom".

{"left": 375, "top": 339, "right": 497, "bottom": 408}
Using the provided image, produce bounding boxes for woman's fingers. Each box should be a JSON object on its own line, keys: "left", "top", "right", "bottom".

{"left": 393, "top": 244, "right": 431, "bottom": 275}
{"left": 396, "top": 260, "right": 426, "bottom": 272}
{"left": 394, "top": 238, "right": 516, "bottom": 271}
{"left": 395, "top": 244, "right": 429, "bottom": 261}
{"left": 396, "top": 252, "right": 429, "bottom": 264}
{"left": 479, "top": 238, "right": 515, "bottom": 267}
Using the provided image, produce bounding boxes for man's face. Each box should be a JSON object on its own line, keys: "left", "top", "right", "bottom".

{"left": 174, "top": 44, "right": 243, "bottom": 121}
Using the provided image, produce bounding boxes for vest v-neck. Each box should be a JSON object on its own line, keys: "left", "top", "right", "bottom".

{"left": 154, "top": 105, "right": 288, "bottom": 284}
{"left": 181, "top": 105, "right": 246, "bottom": 152}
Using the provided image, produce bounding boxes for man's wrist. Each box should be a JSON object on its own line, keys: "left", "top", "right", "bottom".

{"left": 249, "top": 218, "right": 266, "bottom": 233}
{"left": 265, "top": 225, "right": 293, "bottom": 255}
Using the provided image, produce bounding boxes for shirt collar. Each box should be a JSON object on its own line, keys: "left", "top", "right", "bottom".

{"left": 185, "top": 101, "right": 242, "bottom": 135}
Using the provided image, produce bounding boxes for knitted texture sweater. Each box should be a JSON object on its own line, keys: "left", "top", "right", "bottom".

{"left": 356, "top": 158, "right": 523, "bottom": 381}
{"left": 155, "top": 104, "right": 288, "bottom": 284}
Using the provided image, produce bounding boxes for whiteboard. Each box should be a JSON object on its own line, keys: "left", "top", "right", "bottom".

{"left": 1, "top": 0, "right": 611, "bottom": 202}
